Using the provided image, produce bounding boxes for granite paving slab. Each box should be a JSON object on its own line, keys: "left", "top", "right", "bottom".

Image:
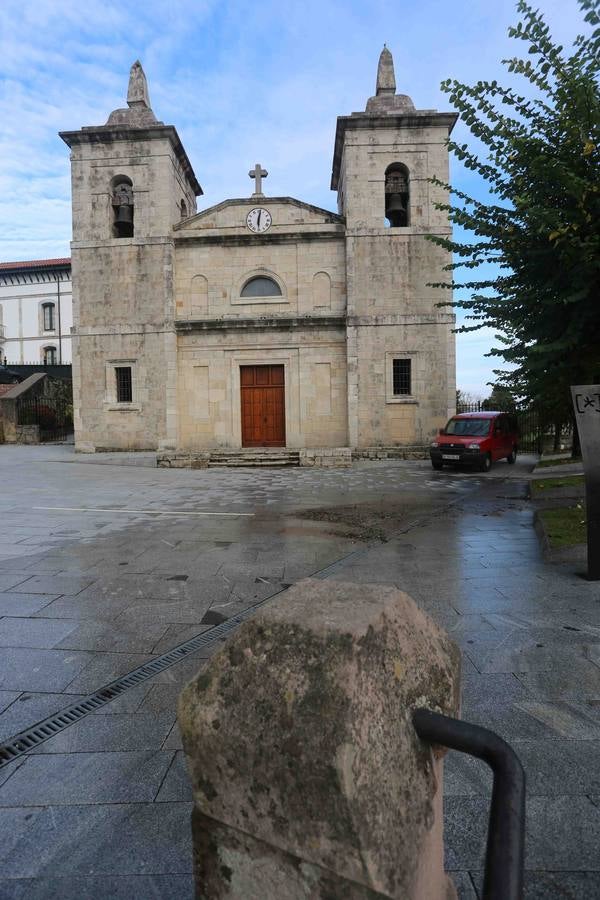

{"left": 0, "top": 617, "right": 79, "bottom": 649}
{"left": 0, "top": 691, "right": 20, "bottom": 715}
{"left": 0, "top": 574, "right": 32, "bottom": 592}
{"left": 155, "top": 751, "right": 193, "bottom": 802}
{"left": 0, "top": 751, "right": 175, "bottom": 805}
{"left": 0, "top": 593, "right": 60, "bottom": 616}
{"left": 31, "top": 712, "right": 176, "bottom": 754}
{"left": 0, "top": 648, "right": 94, "bottom": 692}
{"left": 0, "top": 802, "right": 193, "bottom": 877}
{"left": 522, "top": 871, "right": 600, "bottom": 898}
{"left": 512, "top": 739, "right": 600, "bottom": 795}
{"left": 525, "top": 796, "right": 600, "bottom": 869}
{"left": 448, "top": 871, "right": 478, "bottom": 899}
{"left": 136, "top": 684, "right": 185, "bottom": 716}
{"left": 0, "top": 757, "right": 26, "bottom": 789}
{"left": 514, "top": 699, "right": 600, "bottom": 739}
{"left": 9, "top": 575, "right": 94, "bottom": 596}
{"left": 0, "top": 874, "right": 195, "bottom": 900}
{"left": 60, "top": 652, "right": 153, "bottom": 694}
{"left": 162, "top": 722, "right": 183, "bottom": 751}
{"left": 515, "top": 660, "right": 600, "bottom": 700}
{"left": 29, "top": 593, "right": 134, "bottom": 620}
{"left": 54, "top": 619, "right": 169, "bottom": 653}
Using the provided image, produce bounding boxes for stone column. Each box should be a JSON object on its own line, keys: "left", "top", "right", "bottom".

{"left": 179, "top": 578, "right": 461, "bottom": 899}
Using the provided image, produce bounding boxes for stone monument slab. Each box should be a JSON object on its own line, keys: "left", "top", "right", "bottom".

{"left": 179, "top": 578, "right": 461, "bottom": 899}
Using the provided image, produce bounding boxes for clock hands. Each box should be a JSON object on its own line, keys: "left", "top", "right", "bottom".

{"left": 257, "top": 210, "right": 262, "bottom": 230}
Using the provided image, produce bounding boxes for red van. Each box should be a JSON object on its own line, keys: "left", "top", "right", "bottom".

{"left": 429, "top": 411, "right": 519, "bottom": 472}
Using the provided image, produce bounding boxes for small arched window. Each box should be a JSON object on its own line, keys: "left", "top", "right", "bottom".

{"left": 240, "top": 276, "right": 282, "bottom": 298}
{"left": 43, "top": 346, "right": 57, "bottom": 365}
{"left": 111, "top": 175, "right": 134, "bottom": 238}
{"left": 180, "top": 199, "right": 188, "bottom": 219}
{"left": 384, "top": 163, "right": 409, "bottom": 227}
{"left": 42, "top": 302, "right": 55, "bottom": 331}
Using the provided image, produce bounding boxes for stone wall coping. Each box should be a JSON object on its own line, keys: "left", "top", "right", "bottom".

{"left": 331, "top": 111, "right": 458, "bottom": 189}
{"left": 0, "top": 372, "right": 47, "bottom": 400}
{"left": 175, "top": 315, "right": 346, "bottom": 333}
{"left": 59, "top": 124, "right": 202, "bottom": 196}
{"left": 175, "top": 196, "right": 344, "bottom": 228}
{"left": 346, "top": 314, "right": 455, "bottom": 326}
{"left": 173, "top": 229, "right": 345, "bottom": 247}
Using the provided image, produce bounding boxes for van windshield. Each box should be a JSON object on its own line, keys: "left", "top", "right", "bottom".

{"left": 445, "top": 418, "right": 491, "bottom": 437}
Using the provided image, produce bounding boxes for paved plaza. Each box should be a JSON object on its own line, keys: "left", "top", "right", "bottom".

{"left": 0, "top": 445, "right": 598, "bottom": 898}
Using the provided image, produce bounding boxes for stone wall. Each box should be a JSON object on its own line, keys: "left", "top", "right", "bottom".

{"left": 339, "top": 117, "right": 456, "bottom": 449}
{"left": 299, "top": 447, "right": 351, "bottom": 466}
{"left": 176, "top": 323, "right": 348, "bottom": 450}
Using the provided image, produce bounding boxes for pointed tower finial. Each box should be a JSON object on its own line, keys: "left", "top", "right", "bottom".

{"left": 127, "top": 60, "right": 151, "bottom": 109}
{"left": 376, "top": 45, "right": 396, "bottom": 96}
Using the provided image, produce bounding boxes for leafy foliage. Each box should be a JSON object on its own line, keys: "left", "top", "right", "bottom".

{"left": 430, "top": 0, "right": 600, "bottom": 428}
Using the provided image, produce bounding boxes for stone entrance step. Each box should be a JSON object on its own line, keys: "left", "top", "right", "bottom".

{"left": 157, "top": 447, "right": 352, "bottom": 469}
{"left": 208, "top": 449, "right": 301, "bottom": 467}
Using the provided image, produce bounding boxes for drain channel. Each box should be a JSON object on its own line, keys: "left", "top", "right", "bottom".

{"left": 0, "top": 593, "right": 276, "bottom": 768}
{"left": 0, "top": 497, "right": 463, "bottom": 768}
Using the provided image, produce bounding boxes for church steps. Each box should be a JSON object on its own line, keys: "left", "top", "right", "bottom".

{"left": 208, "top": 450, "right": 300, "bottom": 467}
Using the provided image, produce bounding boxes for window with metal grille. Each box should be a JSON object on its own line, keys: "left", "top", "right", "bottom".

{"left": 392, "top": 358, "right": 411, "bottom": 395}
{"left": 115, "top": 366, "right": 132, "bottom": 403}
{"left": 42, "top": 303, "right": 55, "bottom": 331}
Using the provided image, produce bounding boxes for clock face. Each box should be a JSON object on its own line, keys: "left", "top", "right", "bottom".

{"left": 246, "top": 207, "right": 272, "bottom": 233}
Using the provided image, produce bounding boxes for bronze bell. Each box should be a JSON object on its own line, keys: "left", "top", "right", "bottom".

{"left": 113, "top": 199, "right": 134, "bottom": 237}
{"left": 114, "top": 204, "right": 134, "bottom": 226}
{"left": 385, "top": 192, "right": 407, "bottom": 227}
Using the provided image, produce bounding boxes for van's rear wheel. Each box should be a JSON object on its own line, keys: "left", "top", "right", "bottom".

{"left": 507, "top": 446, "right": 517, "bottom": 464}
{"left": 480, "top": 453, "right": 492, "bottom": 473}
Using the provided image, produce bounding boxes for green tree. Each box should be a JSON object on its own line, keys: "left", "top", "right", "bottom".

{"left": 483, "top": 383, "right": 517, "bottom": 411}
{"left": 430, "top": 0, "right": 600, "bottom": 453}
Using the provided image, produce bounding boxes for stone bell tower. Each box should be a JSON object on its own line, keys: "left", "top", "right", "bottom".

{"left": 60, "top": 62, "right": 202, "bottom": 451}
{"left": 331, "top": 47, "right": 457, "bottom": 449}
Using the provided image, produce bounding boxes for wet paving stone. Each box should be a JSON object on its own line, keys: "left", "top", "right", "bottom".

{"left": 0, "top": 446, "right": 598, "bottom": 891}
{"left": 0, "top": 751, "right": 175, "bottom": 805}
{"left": 0, "top": 802, "right": 193, "bottom": 877}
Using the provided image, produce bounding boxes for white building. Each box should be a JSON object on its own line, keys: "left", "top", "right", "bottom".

{"left": 0, "top": 259, "right": 72, "bottom": 365}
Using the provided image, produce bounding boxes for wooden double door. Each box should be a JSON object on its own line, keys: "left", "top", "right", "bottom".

{"left": 240, "top": 365, "right": 286, "bottom": 447}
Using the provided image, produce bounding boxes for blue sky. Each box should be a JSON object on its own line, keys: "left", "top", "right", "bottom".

{"left": 0, "top": 0, "right": 585, "bottom": 395}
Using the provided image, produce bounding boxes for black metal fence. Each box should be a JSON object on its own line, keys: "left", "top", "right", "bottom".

{"left": 4, "top": 363, "right": 72, "bottom": 382}
{"left": 456, "top": 402, "right": 572, "bottom": 454}
{"left": 16, "top": 395, "right": 73, "bottom": 442}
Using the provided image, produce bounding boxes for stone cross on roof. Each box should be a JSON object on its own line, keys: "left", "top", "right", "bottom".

{"left": 249, "top": 164, "right": 268, "bottom": 197}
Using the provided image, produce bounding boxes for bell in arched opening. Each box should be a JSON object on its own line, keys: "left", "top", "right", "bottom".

{"left": 111, "top": 179, "right": 134, "bottom": 238}
{"left": 385, "top": 164, "right": 409, "bottom": 227}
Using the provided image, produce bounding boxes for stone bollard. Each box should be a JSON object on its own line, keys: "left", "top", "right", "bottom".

{"left": 178, "top": 579, "right": 461, "bottom": 899}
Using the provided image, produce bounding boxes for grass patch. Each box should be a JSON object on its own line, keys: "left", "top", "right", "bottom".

{"left": 531, "top": 475, "right": 584, "bottom": 494}
{"left": 537, "top": 456, "right": 582, "bottom": 468}
{"left": 539, "top": 505, "right": 586, "bottom": 548}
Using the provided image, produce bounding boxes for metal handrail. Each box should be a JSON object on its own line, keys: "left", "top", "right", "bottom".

{"left": 413, "top": 707, "right": 525, "bottom": 900}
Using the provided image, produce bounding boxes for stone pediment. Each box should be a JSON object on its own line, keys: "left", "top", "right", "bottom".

{"left": 175, "top": 197, "right": 344, "bottom": 235}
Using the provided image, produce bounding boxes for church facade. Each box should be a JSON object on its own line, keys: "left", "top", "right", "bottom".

{"left": 60, "top": 51, "right": 457, "bottom": 457}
